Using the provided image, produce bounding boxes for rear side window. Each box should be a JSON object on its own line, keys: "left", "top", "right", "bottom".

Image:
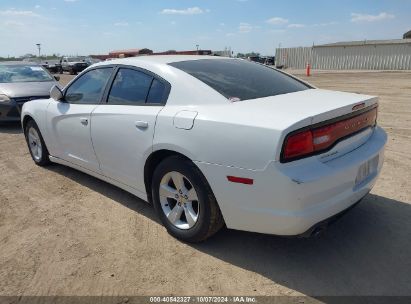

{"left": 169, "top": 59, "right": 310, "bottom": 101}
{"left": 107, "top": 68, "right": 169, "bottom": 105}
{"left": 108, "top": 68, "right": 152, "bottom": 105}
{"left": 147, "top": 79, "right": 166, "bottom": 104}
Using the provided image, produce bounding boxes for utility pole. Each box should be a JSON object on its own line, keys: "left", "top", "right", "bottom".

{"left": 36, "top": 43, "right": 41, "bottom": 60}
{"left": 196, "top": 44, "right": 199, "bottom": 54}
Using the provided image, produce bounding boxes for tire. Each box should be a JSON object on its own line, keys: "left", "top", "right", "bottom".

{"left": 24, "top": 120, "right": 51, "bottom": 166}
{"left": 152, "top": 156, "right": 224, "bottom": 242}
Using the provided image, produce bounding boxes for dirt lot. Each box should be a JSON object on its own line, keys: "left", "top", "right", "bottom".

{"left": 0, "top": 71, "right": 410, "bottom": 297}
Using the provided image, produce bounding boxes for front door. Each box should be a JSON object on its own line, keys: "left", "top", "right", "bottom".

{"left": 46, "top": 67, "right": 114, "bottom": 173}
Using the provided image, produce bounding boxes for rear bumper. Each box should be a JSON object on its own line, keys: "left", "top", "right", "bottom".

{"left": 195, "top": 126, "right": 387, "bottom": 236}
{"left": 297, "top": 199, "right": 363, "bottom": 237}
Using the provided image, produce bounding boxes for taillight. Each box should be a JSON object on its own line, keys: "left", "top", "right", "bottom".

{"left": 283, "top": 130, "right": 313, "bottom": 160}
{"left": 281, "top": 106, "right": 378, "bottom": 162}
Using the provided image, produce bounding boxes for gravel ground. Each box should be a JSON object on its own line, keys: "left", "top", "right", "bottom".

{"left": 0, "top": 71, "right": 410, "bottom": 297}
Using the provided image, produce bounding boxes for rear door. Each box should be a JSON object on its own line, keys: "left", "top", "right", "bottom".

{"left": 46, "top": 67, "right": 114, "bottom": 172}
{"left": 91, "top": 66, "right": 170, "bottom": 193}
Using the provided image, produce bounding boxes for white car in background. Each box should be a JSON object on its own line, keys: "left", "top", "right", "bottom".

{"left": 21, "top": 56, "right": 387, "bottom": 242}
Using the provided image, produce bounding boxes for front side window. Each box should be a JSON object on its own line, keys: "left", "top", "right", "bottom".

{"left": 169, "top": 59, "right": 311, "bottom": 101}
{"left": 65, "top": 68, "right": 113, "bottom": 104}
{"left": 108, "top": 68, "right": 153, "bottom": 105}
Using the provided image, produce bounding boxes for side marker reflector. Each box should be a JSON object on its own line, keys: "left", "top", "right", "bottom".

{"left": 227, "top": 176, "right": 254, "bottom": 185}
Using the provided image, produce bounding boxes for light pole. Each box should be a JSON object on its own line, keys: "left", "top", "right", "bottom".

{"left": 36, "top": 43, "right": 41, "bottom": 59}
{"left": 196, "top": 44, "right": 199, "bottom": 54}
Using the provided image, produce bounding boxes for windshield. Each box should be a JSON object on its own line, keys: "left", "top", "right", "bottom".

{"left": 0, "top": 65, "right": 54, "bottom": 83}
{"left": 169, "top": 59, "right": 311, "bottom": 101}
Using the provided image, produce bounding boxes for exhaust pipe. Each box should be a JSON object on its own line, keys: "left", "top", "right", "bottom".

{"left": 311, "top": 225, "right": 327, "bottom": 238}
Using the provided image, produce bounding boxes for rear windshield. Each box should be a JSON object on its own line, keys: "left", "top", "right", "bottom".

{"left": 169, "top": 59, "right": 310, "bottom": 101}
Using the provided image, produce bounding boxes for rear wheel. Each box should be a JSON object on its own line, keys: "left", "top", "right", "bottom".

{"left": 24, "top": 120, "right": 50, "bottom": 166}
{"left": 152, "top": 156, "right": 224, "bottom": 242}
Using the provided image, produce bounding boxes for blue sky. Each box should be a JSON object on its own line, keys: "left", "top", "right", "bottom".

{"left": 0, "top": 0, "right": 410, "bottom": 57}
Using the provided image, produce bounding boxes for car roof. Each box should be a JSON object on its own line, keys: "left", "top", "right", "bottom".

{"left": 88, "top": 55, "right": 237, "bottom": 107}
{"left": 95, "top": 55, "right": 230, "bottom": 67}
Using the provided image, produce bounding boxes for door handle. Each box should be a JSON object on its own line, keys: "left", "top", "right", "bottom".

{"left": 80, "top": 118, "right": 89, "bottom": 126}
{"left": 135, "top": 120, "right": 149, "bottom": 129}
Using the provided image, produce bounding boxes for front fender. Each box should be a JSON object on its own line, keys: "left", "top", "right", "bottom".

{"left": 21, "top": 99, "right": 52, "bottom": 142}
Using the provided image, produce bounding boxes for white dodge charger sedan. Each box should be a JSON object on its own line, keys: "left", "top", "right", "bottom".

{"left": 21, "top": 56, "right": 387, "bottom": 242}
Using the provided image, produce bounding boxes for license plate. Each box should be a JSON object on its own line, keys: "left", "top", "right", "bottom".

{"left": 355, "top": 155, "right": 379, "bottom": 186}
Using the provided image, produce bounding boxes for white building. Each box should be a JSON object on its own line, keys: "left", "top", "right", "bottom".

{"left": 276, "top": 39, "right": 411, "bottom": 70}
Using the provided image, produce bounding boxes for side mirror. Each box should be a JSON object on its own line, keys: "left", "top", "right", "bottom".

{"left": 54, "top": 75, "right": 60, "bottom": 81}
{"left": 50, "top": 85, "right": 63, "bottom": 101}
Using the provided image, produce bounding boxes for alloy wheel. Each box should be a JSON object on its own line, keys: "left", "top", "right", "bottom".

{"left": 28, "top": 127, "right": 42, "bottom": 161}
{"left": 159, "top": 171, "right": 200, "bottom": 230}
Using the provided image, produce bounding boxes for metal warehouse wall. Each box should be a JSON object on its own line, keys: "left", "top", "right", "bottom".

{"left": 276, "top": 44, "right": 411, "bottom": 70}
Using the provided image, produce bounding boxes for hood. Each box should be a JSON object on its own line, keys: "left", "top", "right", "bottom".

{"left": 0, "top": 81, "right": 56, "bottom": 98}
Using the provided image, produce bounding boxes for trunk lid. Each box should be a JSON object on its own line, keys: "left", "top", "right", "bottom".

{"left": 239, "top": 88, "right": 378, "bottom": 129}
{"left": 215, "top": 88, "right": 378, "bottom": 132}
{"left": 223, "top": 88, "right": 379, "bottom": 162}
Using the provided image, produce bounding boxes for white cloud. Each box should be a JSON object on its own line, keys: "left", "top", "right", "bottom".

{"left": 268, "top": 29, "right": 286, "bottom": 34}
{"left": 313, "top": 21, "right": 338, "bottom": 27}
{"left": 288, "top": 23, "right": 306, "bottom": 28}
{"left": 114, "top": 22, "right": 129, "bottom": 27}
{"left": 160, "top": 7, "right": 205, "bottom": 15}
{"left": 266, "top": 17, "right": 288, "bottom": 25}
{"left": 4, "top": 20, "right": 25, "bottom": 27}
{"left": 238, "top": 22, "right": 260, "bottom": 33}
{"left": 0, "top": 9, "right": 39, "bottom": 17}
{"left": 351, "top": 12, "right": 395, "bottom": 23}
{"left": 239, "top": 23, "right": 252, "bottom": 33}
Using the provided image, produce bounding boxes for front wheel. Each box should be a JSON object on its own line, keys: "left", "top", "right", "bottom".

{"left": 152, "top": 156, "right": 224, "bottom": 242}
{"left": 24, "top": 120, "right": 50, "bottom": 166}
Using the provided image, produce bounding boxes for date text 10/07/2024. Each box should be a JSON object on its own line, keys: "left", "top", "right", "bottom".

{"left": 149, "top": 297, "right": 257, "bottom": 303}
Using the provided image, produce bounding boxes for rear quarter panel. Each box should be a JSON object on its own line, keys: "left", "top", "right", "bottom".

{"left": 153, "top": 104, "right": 288, "bottom": 170}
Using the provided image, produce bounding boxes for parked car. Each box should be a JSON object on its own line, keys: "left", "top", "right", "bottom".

{"left": 42, "top": 60, "right": 62, "bottom": 74}
{"left": 59, "top": 56, "right": 89, "bottom": 75}
{"left": 248, "top": 56, "right": 265, "bottom": 64}
{"left": 264, "top": 56, "right": 275, "bottom": 66}
{"left": 0, "top": 61, "right": 59, "bottom": 122}
{"left": 21, "top": 56, "right": 387, "bottom": 242}
{"left": 84, "top": 57, "right": 102, "bottom": 66}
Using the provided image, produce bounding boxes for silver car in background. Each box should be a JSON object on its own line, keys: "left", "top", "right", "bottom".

{"left": 0, "top": 61, "right": 59, "bottom": 122}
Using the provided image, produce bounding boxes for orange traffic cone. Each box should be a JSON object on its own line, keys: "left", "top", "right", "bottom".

{"left": 306, "top": 63, "right": 311, "bottom": 77}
